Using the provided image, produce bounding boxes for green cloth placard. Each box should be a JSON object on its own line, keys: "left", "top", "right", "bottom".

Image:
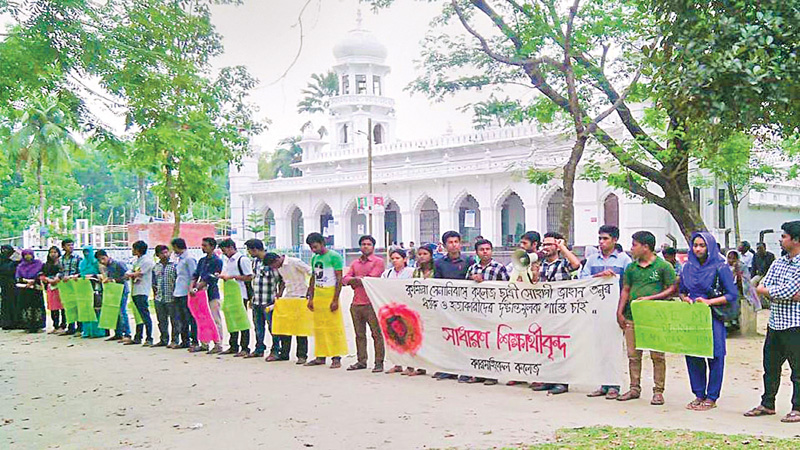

{"left": 58, "top": 281, "right": 78, "bottom": 324}
{"left": 74, "top": 279, "right": 96, "bottom": 322}
{"left": 631, "top": 300, "right": 714, "bottom": 358}
{"left": 99, "top": 283, "right": 124, "bottom": 330}
{"left": 222, "top": 279, "right": 250, "bottom": 332}
{"left": 130, "top": 299, "right": 144, "bottom": 325}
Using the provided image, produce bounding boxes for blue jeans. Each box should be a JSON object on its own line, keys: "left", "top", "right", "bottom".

{"left": 132, "top": 295, "right": 153, "bottom": 342}
{"left": 115, "top": 291, "right": 131, "bottom": 337}
{"left": 252, "top": 305, "right": 280, "bottom": 354}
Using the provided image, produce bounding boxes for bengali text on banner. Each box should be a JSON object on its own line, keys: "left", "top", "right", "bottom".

{"left": 362, "top": 277, "right": 625, "bottom": 385}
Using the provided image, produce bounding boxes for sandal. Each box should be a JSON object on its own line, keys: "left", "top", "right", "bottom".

{"left": 409, "top": 369, "right": 426, "bottom": 377}
{"left": 329, "top": 360, "right": 341, "bottom": 369}
{"left": 651, "top": 393, "right": 665, "bottom": 406}
{"left": 686, "top": 398, "right": 704, "bottom": 410}
{"left": 385, "top": 365, "right": 403, "bottom": 374}
{"left": 605, "top": 388, "right": 619, "bottom": 400}
{"left": 347, "top": 363, "right": 367, "bottom": 371}
{"left": 616, "top": 390, "right": 641, "bottom": 402}
{"left": 695, "top": 399, "right": 717, "bottom": 411}
{"left": 304, "top": 358, "right": 326, "bottom": 366}
{"left": 744, "top": 405, "right": 776, "bottom": 417}
{"left": 401, "top": 367, "right": 415, "bottom": 376}
{"left": 781, "top": 410, "right": 800, "bottom": 423}
{"left": 587, "top": 388, "right": 607, "bottom": 398}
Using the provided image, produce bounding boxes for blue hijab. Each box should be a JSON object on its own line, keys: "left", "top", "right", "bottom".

{"left": 682, "top": 231, "right": 725, "bottom": 296}
{"left": 79, "top": 246, "right": 100, "bottom": 276}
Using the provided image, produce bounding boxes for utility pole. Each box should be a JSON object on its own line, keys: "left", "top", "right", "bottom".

{"left": 367, "top": 117, "right": 373, "bottom": 235}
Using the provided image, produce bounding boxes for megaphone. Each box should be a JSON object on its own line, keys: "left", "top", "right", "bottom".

{"left": 510, "top": 249, "right": 538, "bottom": 283}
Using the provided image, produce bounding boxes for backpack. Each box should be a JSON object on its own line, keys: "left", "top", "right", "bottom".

{"left": 237, "top": 255, "right": 255, "bottom": 300}
{"left": 708, "top": 267, "right": 740, "bottom": 322}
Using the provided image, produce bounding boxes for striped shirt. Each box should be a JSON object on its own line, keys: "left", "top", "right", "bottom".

{"left": 252, "top": 257, "right": 278, "bottom": 306}
{"left": 58, "top": 253, "right": 82, "bottom": 278}
{"left": 276, "top": 256, "right": 311, "bottom": 298}
{"left": 762, "top": 253, "right": 800, "bottom": 330}
{"left": 153, "top": 261, "right": 177, "bottom": 303}
{"left": 467, "top": 260, "right": 510, "bottom": 281}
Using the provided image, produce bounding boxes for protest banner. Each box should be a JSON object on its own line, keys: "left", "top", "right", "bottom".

{"left": 57, "top": 281, "right": 78, "bottom": 324}
{"left": 45, "top": 287, "right": 63, "bottom": 311}
{"left": 74, "top": 279, "right": 96, "bottom": 322}
{"left": 188, "top": 289, "right": 220, "bottom": 343}
{"left": 273, "top": 298, "right": 314, "bottom": 337}
{"left": 362, "top": 277, "right": 624, "bottom": 385}
{"left": 311, "top": 286, "right": 348, "bottom": 357}
{"left": 631, "top": 300, "right": 713, "bottom": 358}
{"left": 99, "top": 282, "right": 124, "bottom": 329}
{"left": 221, "top": 279, "right": 250, "bottom": 332}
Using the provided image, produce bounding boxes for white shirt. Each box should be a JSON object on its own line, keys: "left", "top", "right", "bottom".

{"left": 277, "top": 256, "right": 312, "bottom": 298}
{"left": 381, "top": 266, "right": 414, "bottom": 279}
{"left": 223, "top": 252, "right": 253, "bottom": 299}
{"left": 129, "top": 255, "right": 155, "bottom": 297}
{"left": 740, "top": 252, "right": 754, "bottom": 270}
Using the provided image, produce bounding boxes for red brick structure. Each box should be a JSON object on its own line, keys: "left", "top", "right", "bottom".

{"left": 128, "top": 223, "right": 216, "bottom": 248}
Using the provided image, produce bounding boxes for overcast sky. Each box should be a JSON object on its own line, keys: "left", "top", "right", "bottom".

{"left": 208, "top": 0, "right": 530, "bottom": 155}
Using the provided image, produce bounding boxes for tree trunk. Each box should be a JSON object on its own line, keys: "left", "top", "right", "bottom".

{"left": 37, "top": 159, "right": 46, "bottom": 227}
{"left": 728, "top": 183, "right": 741, "bottom": 246}
{"left": 560, "top": 136, "right": 588, "bottom": 243}
{"left": 138, "top": 174, "right": 146, "bottom": 215}
{"left": 172, "top": 209, "right": 181, "bottom": 238}
{"left": 660, "top": 180, "right": 706, "bottom": 246}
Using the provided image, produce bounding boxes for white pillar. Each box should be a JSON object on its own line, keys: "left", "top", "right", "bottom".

{"left": 401, "top": 209, "right": 415, "bottom": 245}
{"left": 439, "top": 208, "right": 455, "bottom": 236}
{"left": 275, "top": 217, "right": 291, "bottom": 249}
{"left": 481, "top": 206, "right": 500, "bottom": 246}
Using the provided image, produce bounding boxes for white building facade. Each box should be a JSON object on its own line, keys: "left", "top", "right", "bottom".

{"left": 230, "top": 21, "right": 800, "bottom": 252}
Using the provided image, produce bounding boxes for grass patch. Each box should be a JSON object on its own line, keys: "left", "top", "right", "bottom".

{"left": 527, "top": 426, "right": 799, "bottom": 449}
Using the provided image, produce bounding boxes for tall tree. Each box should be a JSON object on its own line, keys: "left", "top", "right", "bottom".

{"left": 372, "top": 0, "right": 800, "bottom": 242}
{"left": 7, "top": 94, "right": 79, "bottom": 226}
{"left": 460, "top": 95, "right": 535, "bottom": 130}
{"left": 95, "top": 0, "right": 263, "bottom": 237}
{"left": 296, "top": 70, "right": 339, "bottom": 115}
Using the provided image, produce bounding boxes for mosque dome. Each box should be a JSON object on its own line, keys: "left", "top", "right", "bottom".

{"left": 332, "top": 13, "right": 387, "bottom": 62}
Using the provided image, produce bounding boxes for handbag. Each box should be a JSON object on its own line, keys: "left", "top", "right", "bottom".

{"left": 708, "top": 267, "right": 740, "bottom": 322}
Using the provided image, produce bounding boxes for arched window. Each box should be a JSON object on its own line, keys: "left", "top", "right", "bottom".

{"left": 341, "top": 123, "right": 348, "bottom": 144}
{"left": 373, "top": 124, "right": 384, "bottom": 144}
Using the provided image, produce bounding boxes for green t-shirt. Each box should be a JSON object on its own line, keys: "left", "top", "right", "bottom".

{"left": 311, "top": 250, "right": 344, "bottom": 288}
{"left": 623, "top": 256, "right": 677, "bottom": 320}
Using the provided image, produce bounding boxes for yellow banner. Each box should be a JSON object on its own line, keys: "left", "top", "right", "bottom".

{"left": 311, "top": 287, "right": 348, "bottom": 357}
{"left": 273, "top": 297, "right": 314, "bottom": 337}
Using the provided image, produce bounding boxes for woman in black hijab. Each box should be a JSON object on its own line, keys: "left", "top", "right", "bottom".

{"left": 0, "top": 245, "right": 20, "bottom": 329}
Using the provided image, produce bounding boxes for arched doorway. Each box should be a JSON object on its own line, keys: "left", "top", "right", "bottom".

{"left": 419, "top": 197, "right": 440, "bottom": 244}
{"left": 546, "top": 188, "right": 574, "bottom": 243}
{"left": 349, "top": 203, "right": 367, "bottom": 248}
{"left": 373, "top": 124, "right": 384, "bottom": 144}
{"left": 264, "top": 208, "right": 276, "bottom": 248}
{"left": 290, "top": 207, "right": 304, "bottom": 248}
{"left": 318, "top": 203, "right": 334, "bottom": 246}
{"left": 457, "top": 194, "right": 481, "bottom": 243}
{"left": 603, "top": 193, "right": 620, "bottom": 228}
{"left": 385, "top": 200, "right": 402, "bottom": 245}
{"left": 500, "top": 192, "right": 525, "bottom": 247}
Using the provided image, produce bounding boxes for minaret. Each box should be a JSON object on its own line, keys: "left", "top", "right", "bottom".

{"left": 329, "top": 10, "right": 396, "bottom": 148}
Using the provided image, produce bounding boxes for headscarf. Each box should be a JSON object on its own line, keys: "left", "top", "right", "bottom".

{"left": 79, "top": 246, "right": 100, "bottom": 276}
{"left": 15, "top": 249, "right": 44, "bottom": 279}
{"left": 682, "top": 231, "right": 726, "bottom": 295}
{"left": 0, "top": 245, "right": 19, "bottom": 279}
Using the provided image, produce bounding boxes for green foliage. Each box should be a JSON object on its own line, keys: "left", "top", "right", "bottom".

{"left": 259, "top": 136, "right": 302, "bottom": 180}
{"left": 525, "top": 167, "right": 555, "bottom": 185}
{"left": 459, "top": 95, "right": 536, "bottom": 130}
{"left": 297, "top": 71, "right": 339, "bottom": 115}
{"left": 246, "top": 210, "right": 265, "bottom": 237}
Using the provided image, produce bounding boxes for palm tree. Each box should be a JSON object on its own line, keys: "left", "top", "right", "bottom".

{"left": 296, "top": 71, "right": 339, "bottom": 115}
{"left": 8, "top": 94, "right": 78, "bottom": 226}
{"left": 259, "top": 136, "right": 302, "bottom": 179}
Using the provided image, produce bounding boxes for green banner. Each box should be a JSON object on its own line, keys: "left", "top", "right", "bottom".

{"left": 130, "top": 299, "right": 144, "bottom": 325}
{"left": 74, "top": 279, "right": 96, "bottom": 322}
{"left": 631, "top": 300, "right": 713, "bottom": 358}
{"left": 57, "top": 281, "right": 78, "bottom": 324}
{"left": 99, "top": 283, "right": 124, "bottom": 330}
{"left": 222, "top": 279, "right": 250, "bottom": 332}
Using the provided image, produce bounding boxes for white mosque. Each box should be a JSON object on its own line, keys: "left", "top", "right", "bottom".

{"left": 229, "top": 19, "right": 800, "bottom": 252}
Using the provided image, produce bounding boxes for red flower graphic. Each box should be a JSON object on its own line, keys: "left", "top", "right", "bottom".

{"left": 378, "top": 303, "right": 423, "bottom": 355}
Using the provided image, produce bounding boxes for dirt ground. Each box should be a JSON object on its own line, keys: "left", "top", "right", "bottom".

{"left": 2, "top": 295, "right": 799, "bottom": 450}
